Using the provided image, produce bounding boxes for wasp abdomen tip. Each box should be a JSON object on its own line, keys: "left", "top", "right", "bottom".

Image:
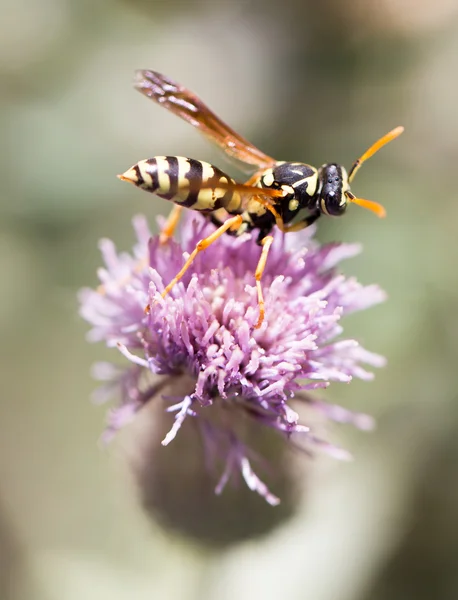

{"left": 117, "top": 171, "right": 136, "bottom": 184}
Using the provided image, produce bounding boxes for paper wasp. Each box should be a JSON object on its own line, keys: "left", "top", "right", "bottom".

{"left": 118, "top": 70, "right": 403, "bottom": 328}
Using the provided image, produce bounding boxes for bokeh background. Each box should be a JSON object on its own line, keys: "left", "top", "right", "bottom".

{"left": 1, "top": 0, "right": 458, "bottom": 598}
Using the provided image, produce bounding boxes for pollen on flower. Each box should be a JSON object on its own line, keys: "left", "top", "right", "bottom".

{"left": 79, "top": 212, "right": 386, "bottom": 505}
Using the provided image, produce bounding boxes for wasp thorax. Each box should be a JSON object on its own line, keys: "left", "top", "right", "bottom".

{"left": 318, "top": 164, "right": 349, "bottom": 217}
{"left": 261, "top": 162, "right": 318, "bottom": 207}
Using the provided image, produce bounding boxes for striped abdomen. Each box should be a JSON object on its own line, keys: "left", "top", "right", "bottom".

{"left": 120, "top": 156, "right": 243, "bottom": 214}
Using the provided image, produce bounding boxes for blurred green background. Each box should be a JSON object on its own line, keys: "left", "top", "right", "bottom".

{"left": 1, "top": 0, "right": 458, "bottom": 598}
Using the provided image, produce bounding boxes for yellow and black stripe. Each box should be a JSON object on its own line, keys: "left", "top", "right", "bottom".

{"left": 120, "top": 156, "right": 243, "bottom": 214}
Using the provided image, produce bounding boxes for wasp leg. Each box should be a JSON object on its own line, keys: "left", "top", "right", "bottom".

{"left": 254, "top": 235, "right": 274, "bottom": 329}
{"left": 253, "top": 199, "right": 319, "bottom": 235}
{"left": 210, "top": 214, "right": 224, "bottom": 228}
{"left": 159, "top": 205, "right": 183, "bottom": 244}
{"left": 281, "top": 210, "right": 320, "bottom": 233}
{"left": 97, "top": 205, "right": 184, "bottom": 295}
{"left": 253, "top": 196, "right": 287, "bottom": 232}
{"left": 159, "top": 214, "right": 244, "bottom": 300}
{"left": 209, "top": 207, "right": 231, "bottom": 228}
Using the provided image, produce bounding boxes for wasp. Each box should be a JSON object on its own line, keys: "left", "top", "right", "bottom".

{"left": 119, "top": 70, "right": 403, "bottom": 328}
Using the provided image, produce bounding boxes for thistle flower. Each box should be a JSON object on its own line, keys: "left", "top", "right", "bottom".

{"left": 80, "top": 213, "right": 385, "bottom": 507}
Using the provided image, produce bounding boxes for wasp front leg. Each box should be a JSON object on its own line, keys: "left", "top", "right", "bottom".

{"left": 281, "top": 210, "right": 321, "bottom": 233}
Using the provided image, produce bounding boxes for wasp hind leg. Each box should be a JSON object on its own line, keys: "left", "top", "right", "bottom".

{"left": 97, "top": 206, "right": 185, "bottom": 295}
{"left": 159, "top": 205, "right": 183, "bottom": 244}
{"left": 96, "top": 206, "right": 184, "bottom": 295}
{"left": 149, "top": 215, "right": 244, "bottom": 309}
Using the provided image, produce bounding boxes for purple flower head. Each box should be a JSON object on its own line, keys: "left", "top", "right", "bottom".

{"left": 80, "top": 212, "right": 385, "bottom": 505}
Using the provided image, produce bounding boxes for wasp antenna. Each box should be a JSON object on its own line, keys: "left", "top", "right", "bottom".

{"left": 345, "top": 191, "right": 386, "bottom": 218}
{"left": 348, "top": 126, "right": 404, "bottom": 183}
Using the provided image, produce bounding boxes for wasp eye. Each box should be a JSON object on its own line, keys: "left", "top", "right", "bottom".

{"left": 321, "top": 187, "right": 347, "bottom": 216}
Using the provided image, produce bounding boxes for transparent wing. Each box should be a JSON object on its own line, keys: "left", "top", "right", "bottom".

{"left": 135, "top": 70, "right": 277, "bottom": 170}
{"left": 198, "top": 179, "right": 284, "bottom": 220}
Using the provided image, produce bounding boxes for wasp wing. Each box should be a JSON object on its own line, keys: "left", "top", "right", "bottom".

{"left": 197, "top": 179, "right": 284, "bottom": 223}
{"left": 135, "top": 70, "right": 277, "bottom": 171}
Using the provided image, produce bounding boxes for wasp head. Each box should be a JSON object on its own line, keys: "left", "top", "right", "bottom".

{"left": 318, "top": 164, "right": 349, "bottom": 217}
